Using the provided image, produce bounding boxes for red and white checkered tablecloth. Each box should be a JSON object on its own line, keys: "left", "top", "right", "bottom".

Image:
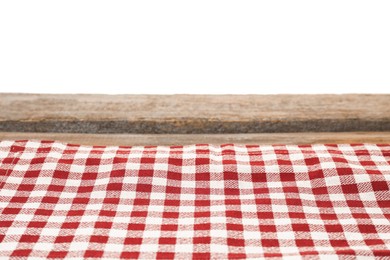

{"left": 1, "top": 140, "right": 390, "bottom": 259}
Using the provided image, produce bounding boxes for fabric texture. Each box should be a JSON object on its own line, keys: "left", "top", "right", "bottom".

{"left": 0, "top": 140, "right": 390, "bottom": 259}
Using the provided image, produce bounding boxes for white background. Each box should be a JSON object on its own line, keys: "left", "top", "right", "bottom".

{"left": 0, "top": 0, "right": 389, "bottom": 94}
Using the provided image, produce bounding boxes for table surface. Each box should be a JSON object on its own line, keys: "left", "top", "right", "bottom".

{"left": 1, "top": 93, "right": 389, "bottom": 145}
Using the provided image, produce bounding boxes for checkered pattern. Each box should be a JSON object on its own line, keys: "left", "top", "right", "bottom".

{"left": 1, "top": 140, "right": 390, "bottom": 259}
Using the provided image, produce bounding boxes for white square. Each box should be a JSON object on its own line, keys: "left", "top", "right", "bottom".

{"left": 145, "top": 217, "right": 163, "bottom": 225}
{"left": 320, "top": 162, "right": 337, "bottom": 169}
{"left": 209, "top": 164, "right": 224, "bottom": 173}
{"left": 154, "top": 163, "right": 169, "bottom": 171}
{"left": 108, "top": 228, "right": 128, "bottom": 238}
{"left": 292, "top": 165, "right": 308, "bottom": 172}
{"left": 120, "top": 191, "right": 136, "bottom": 200}
{"left": 274, "top": 218, "right": 291, "bottom": 225}
{"left": 47, "top": 215, "right": 67, "bottom": 223}
{"left": 210, "top": 244, "right": 229, "bottom": 253}
{"left": 176, "top": 230, "right": 194, "bottom": 238}
{"left": 245, "top": 246, "right": 264, "bottom": 254}
{"left": 143, "top": 230, "right": 162, "bottom": 238}
{"left": 178, "top": 217, "right": 195, "bottom": 225}
{"left": 262, "top": 153, "right": 277, "bottom": 161}
{"left": 243, "top": 231, "right": 261, "bottom": 240}
{"left": 237, "top": 164, "right": 252, "bottom": 173}
{"left": 70, "top": 164, "right": 85, "bottom": 173}
{"left": 302, "top": 206, "right": 320, "bottom": 214}
{"left": 98, "top": 164, "right": 113, "bottom": 173}
{"left": 278, "top": 232, "right": 295, "bottom": 240}
{"left": 299, "top": 193, "right": 315, "bottom": 201}
{"left": 13, "top": 163, "right": 29, "bottom": 171}
{"left": 41, "top": 162, "right": 57, "bottom": 171}
{"left": 209, "top": 216, "right": 226, "bottom": 224}
{"left": 152, "top": 177, "right": 167, "bottom": 186}
{"left": 122, "top": 176, "right": 139, "bottom": 184}
{"left": 328, "top": 193, "right": 343, "bottom": 201}
{"left": 333, "top": 207, "right": 351, "bottom": 214}
{"left": 105, "top": 243, "right": 124, "bottom": 252}
{"left": 174, "top": 243, "right": 193, "bottom": 253}
{"left": 180, "top": 193, "right": 196, "bottom": 201}
{"left": 310, "top": 232, "right": 328, "bottom": 240}
{"left": 270, "top": 193, "right": 285, "bottom": 199}
{"left": 180, "top": 181, "right": 196, "bottom": 188}
{"left": 90, "top": 190, "right": 107, "bottom": 199}
{"left": 116, "top": 204, "right": 133, "bottom": 212}
{"left": 40, "top": 227, "right": 61, "bottom": 236}
{"left": 272, "top": 204, "right": 289, "bottom": 212}
{"left": 86, "top": 203, "right": 102, "bottom": 210}
{"left": 35, "top": 177, "right": 52, "bottom": 185}
{"left": 181, "top": 165, "right": 196, "bottom": 174}
{"left": 360, "top": 192, "right": 377, "bottom": 201}
{"left": 210, "top": 205, "right": 225, "bottom": 212}
{"left": 240, "top": 204, "right": 257, "bottom": 213}
{"left": 6, "top": 176, "right": 23, "bottom": 184}
{"left": 68, "top": 242, "right": 89, "bottom": 252}
{"left": 210, "top": 228, "right": 227, "bottom": 238}
{"left": 6, "top": 227, "right": 27, "bottom": 235}
{"left": 267, "top": 181, "right": 282, "bottom": 188}
{"left": 296, "top": 180, "right": 312, "bottom": 188}
{"left": 149, "top": 205, "right": 164, "bottom": 212}
{"left": 65, "top": 178, "right": 82, "bottom": 187}
{"left": 209, "top": 180, "right": 224, "bottom": 189}
{"left": 264, "top": 165, "right": 280, "bottom": 173}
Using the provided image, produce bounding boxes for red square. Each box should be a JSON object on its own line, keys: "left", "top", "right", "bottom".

{"left": 358, "top": 224, "right": 377, "bottom": 233}
{"left": 161, "top": 224, "right": 178, "bottom": 231}
{"left": 55, "top": 236, "right": 74, "bottom": 243}
{"left": 193, "top": 237, "right": 211, "bottom": 244}
{"left": 90, "top": 235, "right": 109, "bottom": 243}
{"left": 226, "top": 210, "right": 242, "bottom": 218}
{"left": 296, "top": 239, "right": 314, "bottom": 247}
{"left": 163, "top": 211, "right": 179, "bottom": 218}
{"left": 167, "top": 171, "right": 181, "bottom": 181}
{"left": 226, "top": 223, "right": 243, "bottom": 231}
{"left": 372, "top": 181, "right": 389, "bottom": 191}
{"left": 325, "top": 224, "right": 344, "bottom": 233}
{"left": 166, "top": 186, "right": 181, "bottom": 194}
{"left": 48, "top": 251, "right": 68, "bottom": 258}
{"left": 292, "top": 224, "right": 310, "bottom": 232}
{"left": 196, "top": 158, "right": 210, "bottom": 165}
{"left": 121, "top": 252, "right": 140, "bottom": 258}
{"left": 194, "top": 223, "right": 210, "bottom": 230}
{"left": 225, "top": 188, "right": 240, "bottom": 195}
{"left": 195, "top": 200, "right": 210, "bottom": 207}
{"left": 342, "top": 184, "right": 359, "bottom": 194}
{"left": 259, "top": 225, "right": 277, "bottom": 232}
{"left": 84, "top": 250, "right": 103, "bottom": 258}
{"left": 227, "top": 238, "right": 245, "bottom": 247}
{"left": 95, "top": 221, "right": 112, "bottom": 229}
{"left": 159, "top": 237, "right": 176, "bottom": 244}
{"left": 11, "top": 249, "right": 32, "bottom": 257}
{"left": 19, "top": 235, "right": 39, "bottom": 243}
{"left": 157, "top": 252, "right": 175, "bottom": 259}
{"left": 262, "top": 239, "right": 279, "bottom": 247}
{"left": 257, "top": 211, "right": 274, "bottom": 219}
{"left": 330, "top": 240, "right": 349, "bottom": 247}
{"left": 124, "top": 237, "right": 143, "bottom": 245}
{"left": 136, "top": 184, "right": 152, "bottom": 192}
{"left": 128, "top": 223, "right": 145, "bottom": 231}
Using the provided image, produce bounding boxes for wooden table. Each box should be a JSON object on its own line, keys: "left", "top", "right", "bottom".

{"left": 1, "top": 94, "right": 389, "bottom": 145}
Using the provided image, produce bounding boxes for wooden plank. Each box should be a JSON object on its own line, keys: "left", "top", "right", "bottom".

{"left": 1, "top": 132, "right": 390, "bottom": 146}
{"left": 1, "top": 94, "right": 390, "bottom": 134}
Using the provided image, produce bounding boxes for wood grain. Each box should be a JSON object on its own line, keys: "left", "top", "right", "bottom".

{"left": 0, "top": 94, "right": 389, "bottom": 134}
{"left": 1, "top": 132, "right": 390, "bottom": 146}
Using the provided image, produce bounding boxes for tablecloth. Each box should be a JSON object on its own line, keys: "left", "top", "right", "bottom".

{"left": 0, "top": 140, "right": 390, "bottom": 259}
